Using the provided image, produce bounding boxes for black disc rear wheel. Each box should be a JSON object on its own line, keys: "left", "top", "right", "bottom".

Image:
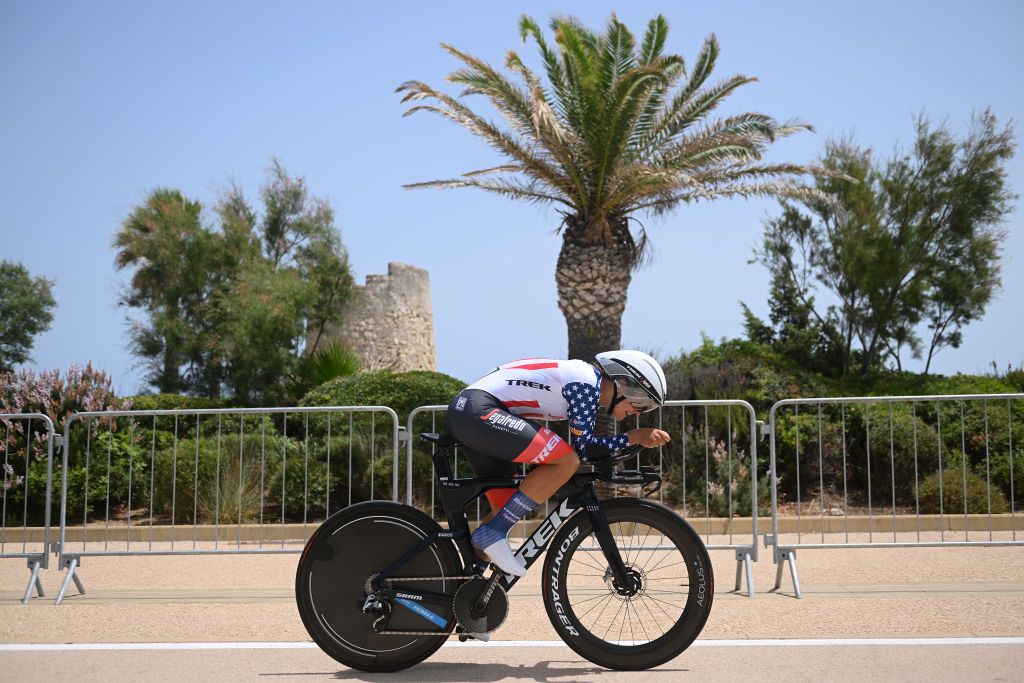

{"left": 295, "top": 501, "right": 463, "bottom": 673}
{"left": 542, "top": 497, "right": 714, "bottom": 670}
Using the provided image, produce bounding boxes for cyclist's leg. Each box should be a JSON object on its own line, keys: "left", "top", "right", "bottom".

{"left": 448, "top": 389, "right": 578, "bottom": 498}
{"left": 448, "top": 390, "right": 578, "bottom": 575}
{"left": 462, "top": 447, "right": 516, "bottom": 526}
{"left": 465, "top": 441, "right": 579, "bottom": 523}
{"left": 518, "top": 449, "right": 580, "bottom": 501}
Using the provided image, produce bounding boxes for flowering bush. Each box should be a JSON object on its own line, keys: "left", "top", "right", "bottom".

{"left": 1, "top": 363, "right": 123, "bottom": 425}
{"left": 1, "top": 364, "right": 125, "bottom": 525}
{"left": 2, "top": 462, "right": 23, "bottom": 493}
{"left": 666, "top": 425, "right": 771, "bottom": 518}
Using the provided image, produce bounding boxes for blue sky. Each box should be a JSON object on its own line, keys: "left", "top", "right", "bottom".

{"left": 2, "top": 1, "right": 1022, "bottom": 393}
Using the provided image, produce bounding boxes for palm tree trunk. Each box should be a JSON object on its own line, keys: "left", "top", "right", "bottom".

{"left": 555, "top": 221, "right": 634, "bottom": 361}
{"left": 555, "top": 215, "right": 635, "bottom": 437}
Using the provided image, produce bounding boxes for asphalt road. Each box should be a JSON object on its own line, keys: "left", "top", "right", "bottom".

{"left": 2, "top": 640, "right": 1023, "bottom": 682}
{"left": 1, "top": 541, "right": 1022, "bottom": 681}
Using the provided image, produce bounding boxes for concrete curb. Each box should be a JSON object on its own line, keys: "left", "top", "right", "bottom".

{"left": 3, "top": 513, "right": 1021, "bottom": 544}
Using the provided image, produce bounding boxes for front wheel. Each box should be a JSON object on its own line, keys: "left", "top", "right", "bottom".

{"left": 542, "top": 497, "right": 713, "bottom": 670}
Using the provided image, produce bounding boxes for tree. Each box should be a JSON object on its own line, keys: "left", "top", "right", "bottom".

{"left": 114, "top": 162, "right": 354, "bottom": 404}
{"left": 748, "top": 110, "right": 1015, "bottom": 376}
{"left": 0, "top": 261, "right": 56, "bottom": 372}
{"left": 399, "top": 14, "right": 823, "bottom": 362}
{"left": 921, "top": 227, "right": 1001, "bottom": 373}
{"left": 113, "top": 190, "right": 218, "bottom": 393}
{"left": 209, "top": 161, "right": 355, "bottom": 405}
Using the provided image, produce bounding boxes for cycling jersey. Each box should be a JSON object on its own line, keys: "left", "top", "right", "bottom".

{"left": 448, "top": 358, "right": 631, "bottom": 510}
{"left": 462, "top": 358, "right": 630, "bottom": 460}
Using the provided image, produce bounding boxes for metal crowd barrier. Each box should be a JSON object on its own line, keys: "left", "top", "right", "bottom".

{"left": 1, "top": 413, "right": 56, "bottom": 603}
{"left": 406, "top": 399, "right": 762, "bottom": 596}
{"left": 767, "top": 394, "right": 1023, "bottom": 597}
{"left": 54, "top": 406, "right": 398, "bottom": 604}
{"left": 13, "top": 391, "right": 1018, "bottom": 607}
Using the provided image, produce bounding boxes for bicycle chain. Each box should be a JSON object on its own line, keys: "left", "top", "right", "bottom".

{"left": 372, "top": 575, "right": 479, "bottom": 637}
{"left": 378, "top": 575, "right": 480, "bottom": 583}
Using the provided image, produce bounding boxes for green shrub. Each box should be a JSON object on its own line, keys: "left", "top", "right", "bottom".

{"left": 663, "top": 335, "right": 833, "bottom": 413}
{"left": 988, "top": 449, "right": 1024, "bottom": 508}
{"left": 301, "top": 370, "right": 466, "bottom": 421}
{"left": 664, "top": 429, "right": 771, "bottom": 517}
{"left": 125, "top": 394, "right": 223, "bottom": 412}
{"left": 303, "top": 370, "right": 466, "bottom": 507}
{"left": 151, "top": 432, "right": 300, "bottom": 524}
{"left": 195, "top": 453, "right": 264, "bottom": 525}
{"left": 918, "top": 468, "right": 1010, "bottom": 514}
{"left": 265, "top": 453, "right": 331, "bottom": 521}
{"left": 57, "top": 425, "right": 154, "bottom": 527}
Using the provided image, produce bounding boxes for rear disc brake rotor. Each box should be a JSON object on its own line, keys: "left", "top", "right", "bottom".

{"left": 454, "top": 577, "right": 508, "bottom": 634}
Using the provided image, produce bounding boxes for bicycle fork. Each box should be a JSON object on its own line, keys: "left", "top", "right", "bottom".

{"left": 580, "top": 488, "right": 637, "bottom": 593}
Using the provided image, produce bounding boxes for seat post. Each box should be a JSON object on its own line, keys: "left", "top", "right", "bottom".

{"left": 431, "top": 448, "right": 455, "bottom": 480}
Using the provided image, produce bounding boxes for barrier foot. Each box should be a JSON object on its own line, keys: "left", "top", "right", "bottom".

{"left": 734, "top": 549, "right": 755, "bottom": 597}
{"left": 771, "top": 549, "right": 802, "bottom": 599}
{"left": 55, "top": 556, "right": 86, "bottom": 605}
{"left": 21, "top": 559, "right": 44, "bottom": 604}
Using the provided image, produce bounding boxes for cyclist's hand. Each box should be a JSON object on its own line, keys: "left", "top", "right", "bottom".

{"left": 627, "top": 428, "right": 671, "bottom": 448}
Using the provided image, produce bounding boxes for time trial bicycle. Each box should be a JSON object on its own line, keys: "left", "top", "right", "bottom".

{"left": 295, "top": 432, "right": 714, "bottom": 672}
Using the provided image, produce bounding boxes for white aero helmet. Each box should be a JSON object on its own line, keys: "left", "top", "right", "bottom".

{"left": 595, "top": 350, "right": 667, "bottom": 413}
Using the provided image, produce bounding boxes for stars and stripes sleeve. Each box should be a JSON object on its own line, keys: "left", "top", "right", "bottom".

{"left": 562, "top": 381, "right": 629, "bottom": 460}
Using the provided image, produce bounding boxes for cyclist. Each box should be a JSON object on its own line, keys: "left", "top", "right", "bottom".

{"left": 446, "top": 350, "right": 671, "bottom": 577}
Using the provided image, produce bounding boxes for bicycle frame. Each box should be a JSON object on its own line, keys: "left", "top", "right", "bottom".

{"left": 370, "top": 442, "right": 662, "bottom": 619}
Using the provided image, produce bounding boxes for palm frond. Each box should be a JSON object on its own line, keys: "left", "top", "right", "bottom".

{"left": 639, "top": 34, "right": 752, "bottom": 153}
{"left": 631, "top": 180, "right": 832, "bottom": 215}
{"left": 628, "top": 55, "right": 685, "bottom": 152}
{"left": 594, "top": 66, "right": 673, "bottom": 204}
{"left": 639, "top": 15, "right": 670, "bottom": 65}
{"left": 502, "top": 50, "right": 577, "bottom": 152}
{"left": 553, "top": 17, "right": 599, "bottom": 136}
{"left": 659, "top": 113, "right": 780, "bottom": 168}
{"left": 461, "top": 164, "right": 526, "bottom": 177}
{"left": 397, "top": 80, "right": 574, "bottom": 196}
{"left": 598, "top": 14, "right": 636, "bottom": 93}
{"left": 308, "top": 342, "right": 361, "bottom": 386}
{"left": 501, "top": 48, "right": 587, "bottom": 202}
{"left": 403, "top": 175, "right": 574, "bottom": 207}
{"left": 691, "top": 162, "right": 829, "bottom": 186}
{"left": 650, "top": 74, "right": 758, "bottom": 150}
{"left": 519, "top": 16, "right": 574, "bottom": 124}
{"left": 552, "top": 15, "right": 602, "bottom": 60}
{"left": 599, "top": 165, "right": 684, "bottom": 214}
{"left": 660, "top": 115, "right": 817, "bottom": 177}
{"left": 443, "top": 43, "right": 537, "bottom": 139}
{"left": 676, "top": 33, "right": 720, "bottom": 104}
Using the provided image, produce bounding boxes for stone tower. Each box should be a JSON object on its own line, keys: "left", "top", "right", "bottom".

{"left": 313, "top": 262, "right": 436, "bottom": 372}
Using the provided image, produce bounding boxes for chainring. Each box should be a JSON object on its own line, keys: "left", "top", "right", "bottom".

{"left": 454, "top": 577, "right": 508, "bottom": 634}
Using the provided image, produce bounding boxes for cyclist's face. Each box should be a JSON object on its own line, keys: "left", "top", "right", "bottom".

{"left": 611, "top": 395, "right": 640, "bottom": 420}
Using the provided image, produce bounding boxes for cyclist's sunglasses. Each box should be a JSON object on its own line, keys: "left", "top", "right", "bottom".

{"left": 614, "top": 378, "right": 660, "bottom": 413}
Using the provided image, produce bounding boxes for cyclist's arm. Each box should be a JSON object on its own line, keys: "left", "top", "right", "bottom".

{"left": 562, "top": 381, "right": 629, "bottom": 460}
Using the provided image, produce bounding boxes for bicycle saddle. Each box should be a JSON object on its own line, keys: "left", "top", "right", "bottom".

{"left": 419, "top": 433, "right": 462, "bottom": 448}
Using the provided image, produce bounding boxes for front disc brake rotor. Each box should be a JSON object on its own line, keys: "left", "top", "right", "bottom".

{"left": 454, "top": 577, "right": 508, "bottom": 634}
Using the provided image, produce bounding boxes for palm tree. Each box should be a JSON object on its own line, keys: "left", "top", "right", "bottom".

{"left": 399, "top": 14, "right": 827, "bottom": 361}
